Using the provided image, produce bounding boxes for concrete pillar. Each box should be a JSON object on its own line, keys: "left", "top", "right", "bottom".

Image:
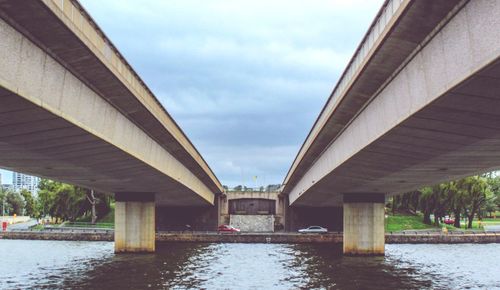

{"left": 114, "top": 192, "right": 155, "bottom": 253}
{"left": 343, "top": 193, "right": 385, "bottom": 255}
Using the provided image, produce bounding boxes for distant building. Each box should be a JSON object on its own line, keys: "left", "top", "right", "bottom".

{"left": 12, "top": 172, "right": 40, "bottom": 194}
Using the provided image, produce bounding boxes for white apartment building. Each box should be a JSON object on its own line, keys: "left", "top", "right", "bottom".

{"left": 12, "top": 172, "right": 40, "bottom": 194}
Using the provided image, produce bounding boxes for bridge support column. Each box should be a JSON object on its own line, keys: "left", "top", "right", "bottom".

{"left": 115, "top": 192, "right": 155, "bottom": 253}
{"left": 343, "top": 193, "right": 385, "bottom": 255}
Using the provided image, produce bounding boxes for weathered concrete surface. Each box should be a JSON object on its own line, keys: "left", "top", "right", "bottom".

{"left": 1, "top": 231, "right": 498, "bottom": 244}
{"left": 220, "top": 191, "right": 286, "bottom": 230}
{"left": 343, "top": 195, "right": 385, "bottom": 255}
{"left": 287, "top": 0, "right": 500, "bottom": 207}
{"left": 156, "top": 232, "right": 343, "bottom": 244}
{"left": 386, "top": 233, "right": 500, "bottom": 244}
{"left": 0, "top": 0, "right": 222, "bottom": 195}
{"left": 114, "top": 193, "right": 155, "bottom": 253}
{"left": 283, "top": 0, "right": 462, "bottom": 200}
{"left": 230, "top": 215, "right": 274, "bottom": 232}
{"left": 0, "top": 1, "right": 221, "bottom": 206}
{"left": 0, "top": 231, "right": 114, "bottom": 241}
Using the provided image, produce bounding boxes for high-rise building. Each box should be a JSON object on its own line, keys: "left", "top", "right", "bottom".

{"left": 12, "top": 172, "right": 40, "bottom": 194}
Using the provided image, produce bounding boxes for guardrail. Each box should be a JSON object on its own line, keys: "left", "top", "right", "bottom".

{"left": 61, "top": 222, "right": 114, "bottom": 229}
{"left": 10, "top": 227, "right": 113, "bottom": 234}
{"left": 387, "top": 230, "right": 499, "bottom": 235}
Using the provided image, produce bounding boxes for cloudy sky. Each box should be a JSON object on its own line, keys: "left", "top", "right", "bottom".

{"left": 1, "top": 0, "right": 383, "bottom": 187}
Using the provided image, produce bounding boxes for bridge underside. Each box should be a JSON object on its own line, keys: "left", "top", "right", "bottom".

{"left": 293, "top": 56, "right": 500, "bottom": 207}
{"left": 0, "top": 86, "right": 209, "bottom": 206}
{"left": 290, "top": 0, "right": 500, "bottom": 207}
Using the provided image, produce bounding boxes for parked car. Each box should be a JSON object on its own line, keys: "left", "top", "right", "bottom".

{"left": 444, "top": 217, "right": 455, "bottom": 225}
{"left": 218, "top": 225, "right": 240, "bottom": 233}
{"left": 298, "top": 226, "right": 328, "bottom": 233}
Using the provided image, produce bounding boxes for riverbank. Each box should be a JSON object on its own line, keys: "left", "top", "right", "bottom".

{"left": 386, "top": 213, "right": 500, "bottom": 232}
{"left": 1, "top": 231, "right": 499, "bottom": 244}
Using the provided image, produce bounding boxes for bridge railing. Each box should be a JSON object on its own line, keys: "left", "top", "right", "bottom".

{"left": 61, "top": 222, "right": 114, "bottom": 229}
{"left": 325, "top": 0, "right": 404, "bottom": 113}
{"left": 283, "top": 0, "right": 407, "bottom": 191}
{"left": 224, "top": 187, "right": 281, "bottom": 193}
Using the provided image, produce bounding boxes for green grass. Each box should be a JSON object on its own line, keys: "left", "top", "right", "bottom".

{"left": 75, "top": 203, "right": 115, "bottom": 224}
{"left": 97, "top": 207, "right": 114, "bottom": 223}
{"left": 386, "top": 213, "right": 500, "bottom": 232}
{"left": 62, "top": 222, "right": 114, "bottom": 229}
{"left": 385, "top": 214, "right": 435, "bottom": 232}
{"left": 61, "top": 207, "right": 115, "bottom": 228}
{"left": 30, "top": 224, "right": 45, "bottom": 231}
{"left": 75, "top": 215, "right": 91, "bottom": 223}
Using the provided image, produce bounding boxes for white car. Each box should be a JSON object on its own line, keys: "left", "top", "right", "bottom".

{"left": 298, "top": 226, "right": 328, "bottom": 233}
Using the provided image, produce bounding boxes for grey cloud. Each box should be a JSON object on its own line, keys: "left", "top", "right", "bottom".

{"left": 80, "top": 0, "right": 383, "bottom": 186}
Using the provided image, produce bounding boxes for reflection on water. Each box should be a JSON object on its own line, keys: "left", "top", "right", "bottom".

{"left": 0, "top": 240, "right": 498, "bottom": 289}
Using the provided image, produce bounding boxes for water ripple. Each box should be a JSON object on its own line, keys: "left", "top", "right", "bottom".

{"left": 0, "top": 240, "right": 498, "bottom": 289}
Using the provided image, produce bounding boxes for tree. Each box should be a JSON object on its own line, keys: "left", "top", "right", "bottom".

{"left": 51, "top": 184, "right": 88, "bottom": 221}
{"left": 483, "top": 191, "right": 497, "bottom": 218}
{"left": 37, "top": 179, "right": 58, "bottom": 218}
{"left": 36, "top": 178, "right": 108, "bottom": 222}
{"left": 420, "top": 184, "right": 446, "bottom": 225}
{"left": 443, "top": 181, "right": 464, "bottom": 228}
{"left": 87, "top": 190, "right": 97, "bottom": 224}
{"left": 485, "top": 174, "right": 500, "bottom": 217}
{"left": 5, "top": 191, "right": 25, "bottom": 215}
{"left": 20, "top": 189, "right": 37, "bottom": 217}
{"left": 459, "top": 176, "right": 488, "bottom": 229}
{"left": 0, "top": 188, "right": 11, "bottom": 215}
{"left": 390, "top": 191, "right": 420, "bottom": 215}
{"left": 94, "top": 192, "right": 112, "bottom": 221}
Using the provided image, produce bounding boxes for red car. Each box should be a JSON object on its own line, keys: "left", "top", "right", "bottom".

{"left": 218, "top": 225, "right": 240, "bottom": 233}
{"left": 444, "top": 217, "right": 455, "bottom": 225}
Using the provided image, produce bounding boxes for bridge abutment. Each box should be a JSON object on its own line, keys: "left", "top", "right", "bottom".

{"left": 343, "top": 193, "right": 385, "bottom": 255}
{"left": 115, "top": 192, "right": 156, "bottom": 253}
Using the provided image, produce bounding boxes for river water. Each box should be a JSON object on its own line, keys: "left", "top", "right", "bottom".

{"left": 0, "top": 240, "right": 498, "bottom": 289}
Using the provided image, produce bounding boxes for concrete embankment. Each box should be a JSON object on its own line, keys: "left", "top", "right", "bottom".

{"left": 156, "top": 232, "right": 343, "bottom": 243}
{"left": 0, "top": 231, "right": 113, "bottom": 241}
{"left": 0, "top": 231, "right": 499, "bottom": 244}
{"left": 386, "top": 233, "right": 500, "bottom": 244}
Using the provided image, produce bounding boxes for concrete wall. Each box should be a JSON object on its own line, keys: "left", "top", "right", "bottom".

{"left": 2, "top": 231, "right": 499, "bottom": 244}
{"left": 230, "top": 215, "right": 275, "bottom": 232}
{"left": 220, "top": 191, "right": 286, "bottom": 230}
{"left": 228, "top": 199, "right": 275, "bottom": 215}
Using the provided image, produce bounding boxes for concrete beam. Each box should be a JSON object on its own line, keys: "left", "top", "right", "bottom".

{"left": 282, "top": 0, "right": 461, "bottom": 196}
{"left": 0, "top": 0, "right": 222, "bottom": 194}
{"left": 343, "top": 193, "right": 385, "bottom": 255}
{"left": 0, "top": 16, "right": 214, "bottom": 205}
{"left": 289, "top": 0, "right": 500, "bottom": 206}
{"left": 114, "top": 192, "right": 155, "bottom": 253}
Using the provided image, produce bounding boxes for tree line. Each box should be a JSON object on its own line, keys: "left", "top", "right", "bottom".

{"left": 1, "top": 179, "right": 112, "bottom": 223}
{"left": 391, "top": 173, "right": 500, "bottom": 228}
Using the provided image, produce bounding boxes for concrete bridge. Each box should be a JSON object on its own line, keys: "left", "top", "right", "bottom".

{"left": 0, "top": 0, "right": 223, "bottom": 252}
{"left": 283, "top": 0, "right": 500, "bottom": 255}
{"left": 2, "top": 0, "right": 500, "bottom": 256}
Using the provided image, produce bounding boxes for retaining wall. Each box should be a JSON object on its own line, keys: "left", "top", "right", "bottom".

{"left": 1, "top": 231, "right": 498, "bottom": 244}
